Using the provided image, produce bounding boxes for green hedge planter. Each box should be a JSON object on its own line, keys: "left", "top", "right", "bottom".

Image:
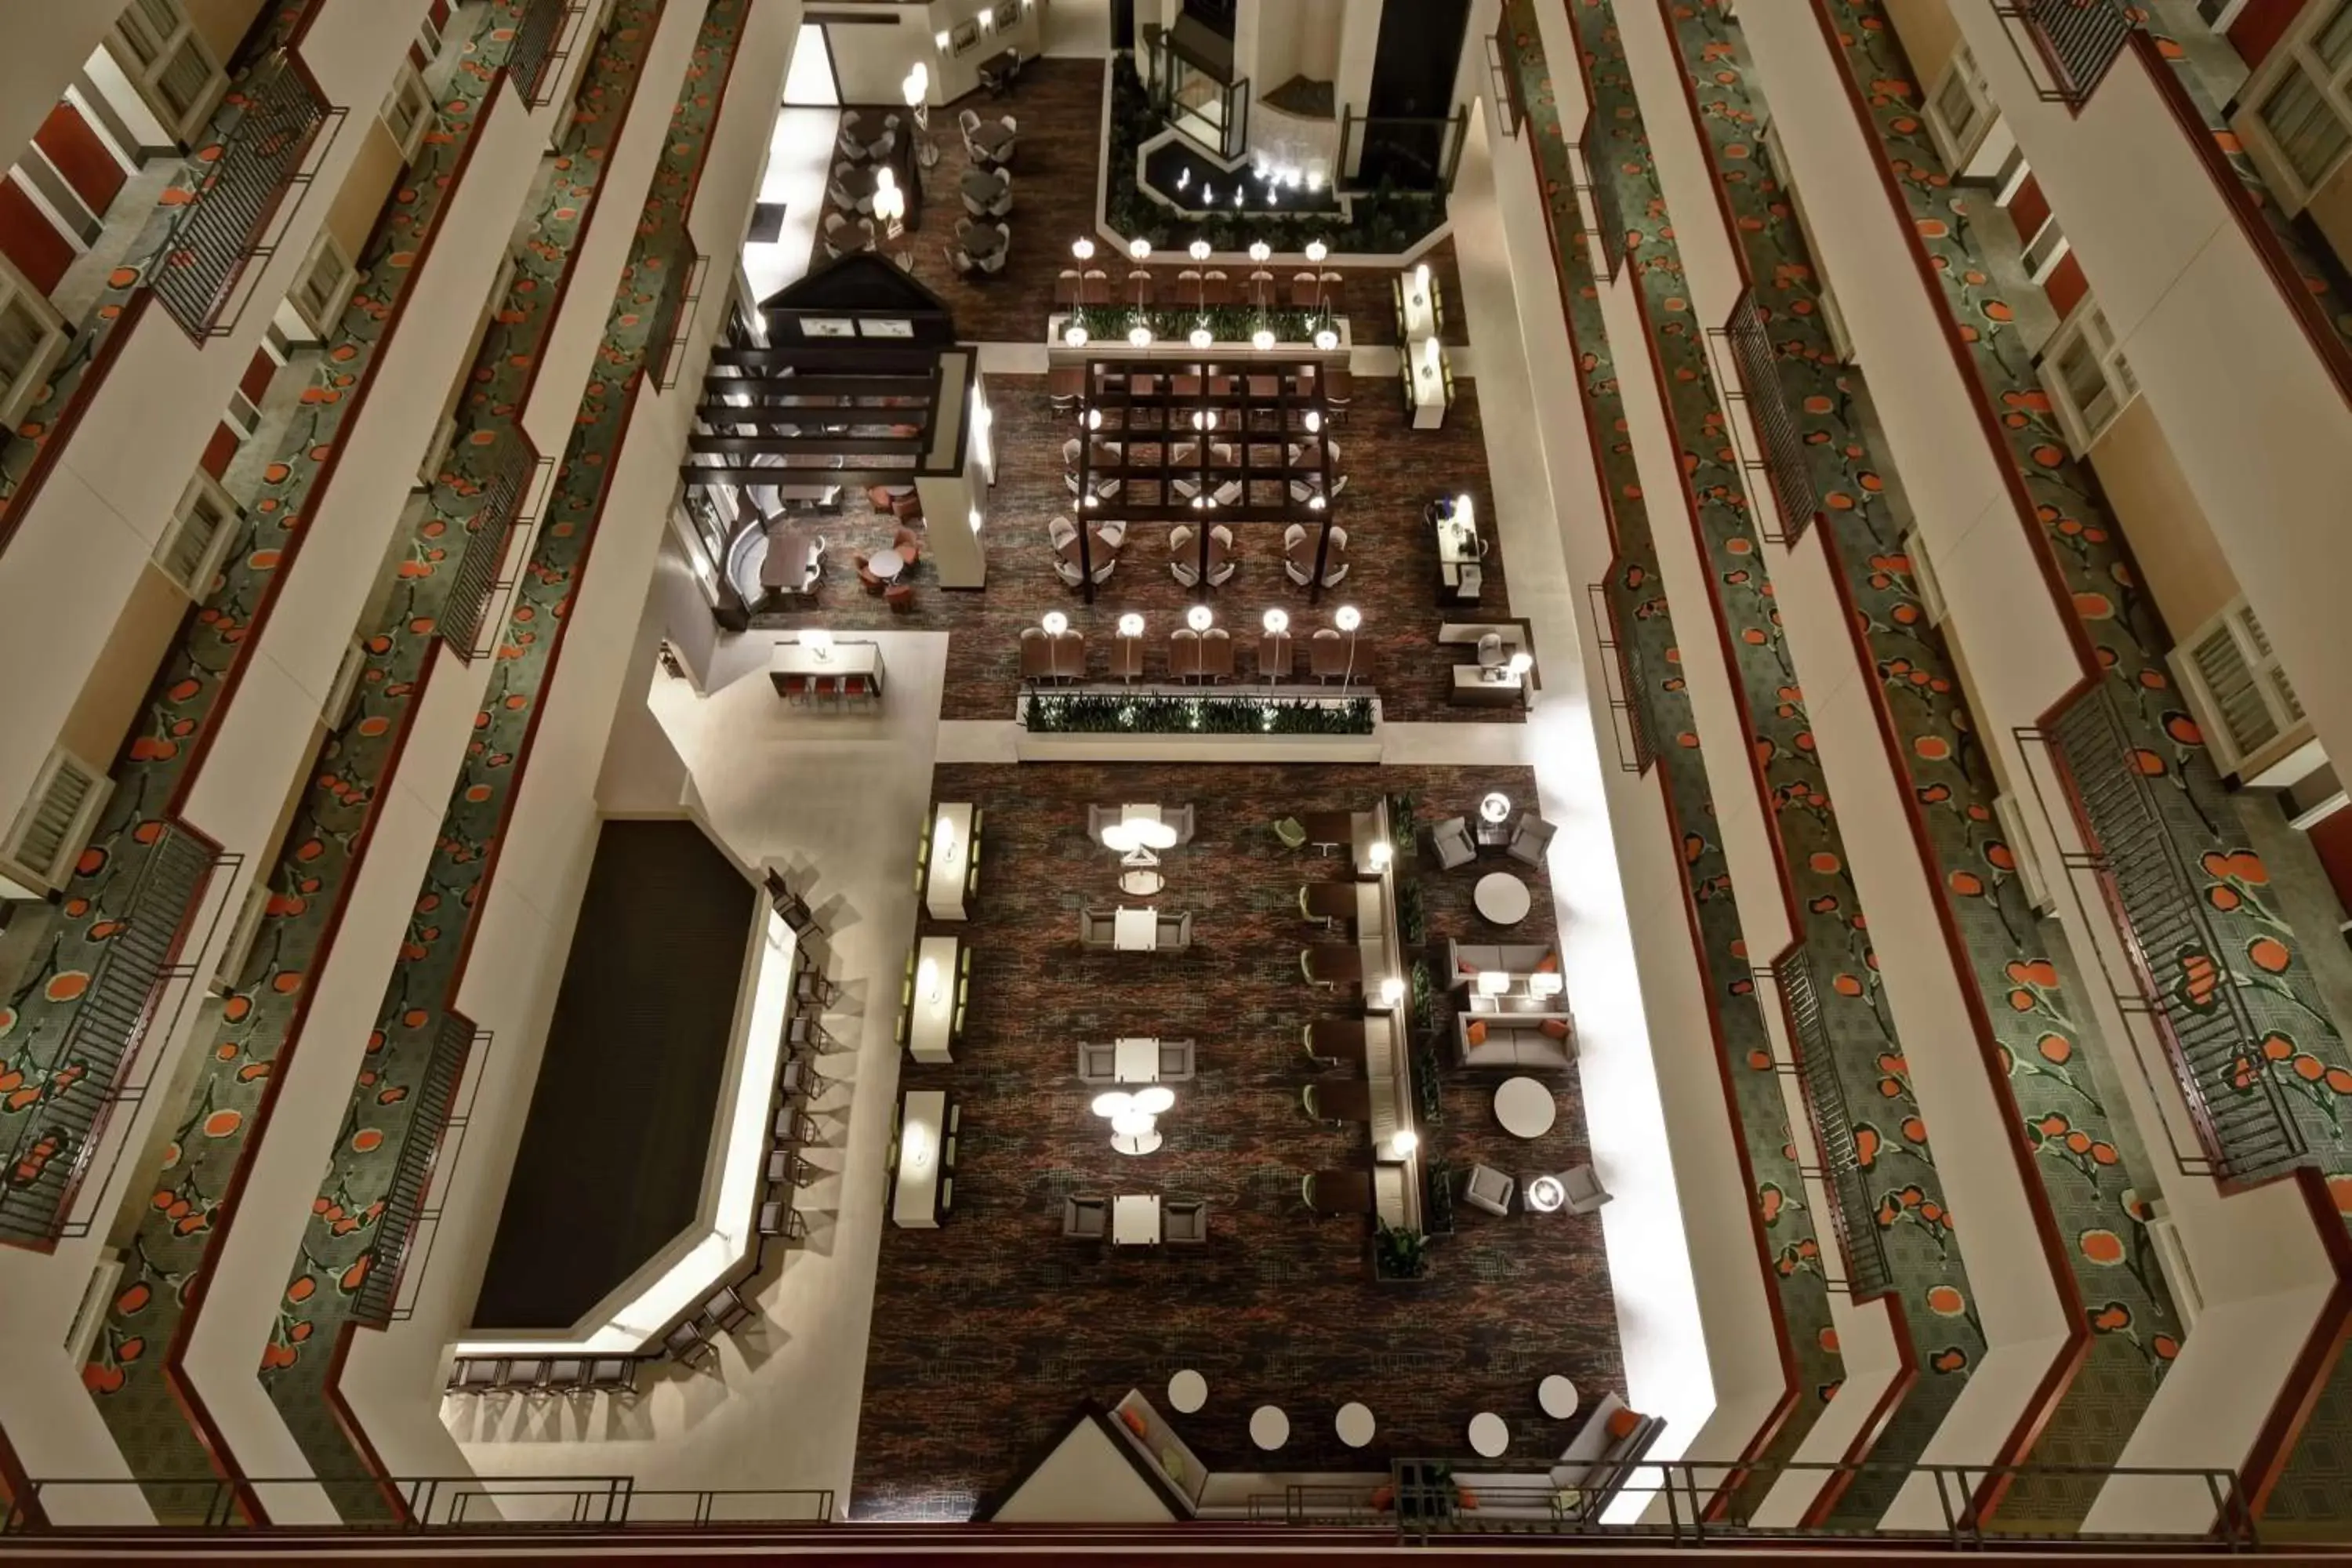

{"left": 1024, "top": 691, "right": 1374, "bottom": 736}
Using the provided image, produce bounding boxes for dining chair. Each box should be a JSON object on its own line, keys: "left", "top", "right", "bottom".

{"left": 704, "top": 1284, "right": 754, "bottom": 1336}
{"left": 1273, "top": 817, "right": 1308, "bottom": 851}
{"left": 663, "top": 1321, "right": 714, "bottom": 1367}
{"left": 767, "top": 1149, "right": 818, "bottom": 1189}
{"left": 773, "top": 1105, "right": 821, "bottom": 1146}
{"left": 759, "top": 1199, "right": 808, "bottom": 1242}
{"left": 1301, "top": 949, "right": 1328, "bottom": 988}
{"left": 448, "top": 1358, "right": 502, "bottom": 1394}
{"left": 586, "top": 1357, "right": 637, "bottom": 1396}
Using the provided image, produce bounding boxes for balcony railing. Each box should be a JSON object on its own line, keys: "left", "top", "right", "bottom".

{"left": 2047, "top": 685, "right": 2310, "bottom": 1184}
{"left": 1774, "top": 952, "right": 1894, "bottom": 1298}
{"left": 508, "top": 0, "right": 576, "bottom": 109}
{"left": 153, "top": 50, "right": 334, "bottom": 340}
{"left": 1715, "top": 289, "right": 1819, "bottom": 545}
{"left": 350, "top": 1013, "right": 485, "bottom": 1326}
{"left": 0, "top": 826, "right": 222, "bottom": 1244}
{"left": 1564, "top": 113, "right": 1626, "bottom": 283}
{"left": 1585, "top": 580, "right": 1654, "bottom": 773}
{"left": 1484, "top": 30, "right": 1523, "bottom": 140}
{"left": 438, "top": 430, "right": 542, "bottom": 662}
{"left": 2, "top": 1477, "right": 835, "bottom": 1533}
{"left": 1997, "top": 0, "right": 2133, "bottom": 107}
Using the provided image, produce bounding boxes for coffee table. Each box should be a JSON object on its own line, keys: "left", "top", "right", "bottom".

{"left": 1538, "top": 1375, "right": 1578, "bottom": 1420}
{"left": 1250, "top": 1405, "right": 1290, "bottom": 1450}
{"left": 1474, "top": 870, "right": 1531, "bottom": 924}
{"left": 1120, "top": 869, "right": 1164, "bottom": 897}
{"left": 1168, "top": 1369, "right": 1207, "bottom": 1414}
{"left": 1336, "top": 1402, "right": 1376, "bottom": 1448}
{"left": 1468, "top": 1412, "right": 1509, "bottom": 1457}
{"left": 1494, "top": 1076, "right": 1556, "bottom": 1139}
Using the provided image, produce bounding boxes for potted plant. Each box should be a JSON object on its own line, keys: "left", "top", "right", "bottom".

{"left": 1414, "top": 1045, "right": 1444, "bottom": 1127}
{"left": 1374, "top": 1222, "right": 1431, "bottom": 1282}
{"left": 1410, "top": 960, "right": 1436, "bottom": 1040}
{"left": 1422, "top": 1157, "right": 1456, "bottom": 1238}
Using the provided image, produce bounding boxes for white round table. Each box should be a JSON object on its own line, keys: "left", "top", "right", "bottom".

{"left": 1168, "top": 1370, "right": 1207, "bottom": 1414}
{"left": 1120, "top": 869, "right": 1165, "bottom": 897}
{"left": 1538, "top": 1375, "right": 1578, "bottom": 1420}
{"left": 1494, "top": 1076, "right": 1557, "bottom": 1139}
{"left": 1335, "top": 1402, "right": 1375, "bottom": 1449}
{"left": 1112, "top": 1130, "right": 1163, "bottom": 1156}
{"left": 865, "top": 548, "right": 905, "bottom": 581}
{"left": 1468, "top": 1412, "right": 1509, "bottom": 1458}
{"left": 1250, "top": 1405, "right": 1290, "bottom": 1451}
{"left": 1474, "top": 870, "right": 1532, "bottom": 925}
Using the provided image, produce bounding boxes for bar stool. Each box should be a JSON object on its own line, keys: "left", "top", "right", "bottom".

{"left": 796, "top": 969, "right": 840, "bottom": 1008}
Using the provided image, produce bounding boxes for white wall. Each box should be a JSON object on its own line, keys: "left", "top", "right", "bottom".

{"left": 0, "top": 0, "right": 430, "bottom": 842}
{"left": 0, "top": 1, "right": 131, "bottom": 169}
{"left": 1951, "top": 2, "right": 2352, "bottom": 810}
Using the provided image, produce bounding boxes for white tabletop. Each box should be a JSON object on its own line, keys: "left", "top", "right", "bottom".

{"left": 1468, "top": 1412, "right": 1509, "bottom": 1457}
{"left": 1475, "top": 871, "right": 1532, "bottom": 925}
{"left": 1114, "top": 906, "right": 1157, "bottom": 951}
{"left": 770, "top": 638, "right": 883, "bottom": 681}
{"left": 1168, "top": 1369, "right": 1207, "bottom": 1414}
{"left": 1250, "top": 1406, "right": 1290, "bottom": 1451}
{"left": 892, "top": 1090, "right": 946, "bottom": 1228}
{"left": 1336, "top": 1402, "right": 1376, "bottom": 1448}
{"left": 925, "top": 804, "right": 972, "bottom": 921}
{"left": 1539, "top": 1375, "right": 1578, "bottom": 1420}
{"left": 1494, "top": 1076, "right": 1557, "bottom": 1139}
{"left": 1436, "top": 514, "right": 1481, "bottom": 566}
{"left": 906, "top": 935, "right": 960, "bottom": 1063}
{"left": 1115, "top": 1036, "right": 1160, "bottom": 1083}
{"left": 866, "top": 548, "right": 905, "bottom": 580}
{"left": 1112, "top": 1193, "right": 1160, "bottom": 1245}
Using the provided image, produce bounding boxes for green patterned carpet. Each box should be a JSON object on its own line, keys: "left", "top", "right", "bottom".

{"left": 1812, "top": 0, "right": 2352, "bottom": 1523}
{"left": 1501, "top": 1, "right": 1845, "bottom": 1511}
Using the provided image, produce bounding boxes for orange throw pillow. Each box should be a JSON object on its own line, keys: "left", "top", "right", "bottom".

{"left": 1606, "top": 1407, "right": 1641, "bottom": 1440}
{"left": 1369, "top": 1485, "right": 1395, "bottom": 1512}
{"left": 1457, "top": 1487, "right": 1480, "bottom": 1510}
{"left": 1465, "top": 1020, "right": 1488, "bottom": 1046}
{"left": 1540, "top": 1019, "right": 1570, "bottom": 1040}
{"left": 1121, "top": 1407, "right": 1149, "bottom": 1439}
{"left": 1537, "top": 953, "right": 1560, "bottom": 973}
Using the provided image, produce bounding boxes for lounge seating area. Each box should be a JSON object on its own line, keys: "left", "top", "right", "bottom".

{"left": 855, "top": 699, "right": 1607, "bottom": 1514}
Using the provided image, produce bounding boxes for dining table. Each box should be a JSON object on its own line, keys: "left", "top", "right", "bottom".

{"left": 960, "top": 169, "right": 1007, "bottom": 209}
{"left": 1311, "top": 1078, "right": 1375, "bottom": 1123}
{"left": 892, "top": 1089, "right": 948, "bottom": 1229}
{"left": 1306, "top": 1018, "right": 1370, "bottom": 1067}
{"left": 970, "top": 119, "right": 1016, "bottom": 163}
{"left": 1301, "top": 881, "right": 1359, "bottom": 926}
{"left": 759, "top": 524, "right": 819, "bottom": 593}
{"left": 1310, "top": 633, "right": 1359, "bottom": 681}
{"left": 1303, "top": 943, "right": 1363, "bottom": 988}
{"left": 961, "top": 222, "right": 1007, "bottom": 261}
{"left": 1307, "top": 1168, "right": 1377, "bottom": 1214}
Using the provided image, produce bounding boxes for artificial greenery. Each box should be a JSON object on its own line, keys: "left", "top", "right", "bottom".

{"left": 1422, "top": 1157, "right": 1456, "bottom": 1238}
{"left": 1066, "top": 299, "right": 1330, "bottom": 346}
{"left": 1104, "top": 58, "right": 1446, "bottom": 258}
{"left": 1024, "top": 691, "right": 1374, "bottom": 736}
{"left": 1410, "top": 959, "right": 1436, "bottom": 1038}
{"left": 1374, "top": 1222, "right": 1431, "bottom": 1280}
{"left": 1414, "top": 1044, "right": 1445, "bottom": 1127}
{"left": 1397, "top": 876, "right": 1426, "bottom": 949}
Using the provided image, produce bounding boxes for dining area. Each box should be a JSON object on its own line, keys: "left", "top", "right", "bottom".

{"left": 1015, "top": 605, "right": 1373, "bottom": 691}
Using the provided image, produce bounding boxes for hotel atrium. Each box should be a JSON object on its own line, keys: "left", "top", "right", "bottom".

{"left": 4, "top": 0, "right": 2352, "bottom": 1555}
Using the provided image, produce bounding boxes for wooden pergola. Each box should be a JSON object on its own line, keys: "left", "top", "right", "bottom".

{"left": 1069, "top": 357, "right": 1339, "bottom": 603}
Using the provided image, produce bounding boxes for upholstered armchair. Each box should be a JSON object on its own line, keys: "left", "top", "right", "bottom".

{"left": 1430, "top": 815, "right": 1477, "bottom": 869}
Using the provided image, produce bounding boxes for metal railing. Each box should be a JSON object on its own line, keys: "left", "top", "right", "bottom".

{"left": 1774, "top": 952, "right": 1894, "bottom": 1298}
{"left": 2, "top": 1476, "right": 834, "bottom": 1533}
{"left": 2045, "top": 684, "right": 2310, "bottom": 1183}
{"left": 1714, "top": 289, "right": 1818, "bottom": 545}
{"left": 1996, "top": 0, "right": 2134, "bottom": 107}
{"left": 1564, "top": 114, "right": 1627, "bottom": 283}
{"left": 1338, "top": 105, "right": 1469, "bottom": 195}
{"left": 0, "top": 826, "right": 222, "bottom": 1245}
{"left": 1586, "top": 580, "right": 1654, "bottom": 773}
{"left": 438, "top": 432, "right": 544, "bottom": 662}
{"left": 649, "top": 238, "right": 711, "bottom": 394}
{"left": 1484, "top": 29, "right": 1523, "bottom": 140}
{"left": 154, "top": 50, "right": 335, "bottom": 339}
{"left": 506, "top": 0, "right": 575, "bottom": 108}
{"left": 1381, "top": 1457, "right": 2253, "bottom": 1546}
{"left": 351, "top": 1014, "right": 485, "bottom": 1326}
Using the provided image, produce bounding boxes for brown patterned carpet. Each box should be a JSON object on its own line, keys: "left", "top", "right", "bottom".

{"left": 828, "top": 58, "right": 1467, "bottom": 350}
{"left": 750, "top": 376, "right": 1515, "bottom": 723}
{"left": 851, "top": 764, "right": 1621, "bottom": 1520}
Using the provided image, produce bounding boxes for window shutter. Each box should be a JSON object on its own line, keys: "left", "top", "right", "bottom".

{"left": 2180, "top": 601, "right": 2306, "bottom": 768}
{"left": 5, "top": 749, "right": 112, "bottom": 888}
{"left": 155, "top": 474, "right": 239, "bottom": 594}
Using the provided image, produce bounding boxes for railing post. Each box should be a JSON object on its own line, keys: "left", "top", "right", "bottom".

{"left": 1774, "top": 953, "right": 1895, "bottom": 1297}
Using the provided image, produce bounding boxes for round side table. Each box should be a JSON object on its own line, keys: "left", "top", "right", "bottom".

{"left": 1473, "top": 870, "right": 1532, "bottom": 925}
{"left": 1538, "top": 1375, "right": 1578, "bottom": 1421}
{"left": 1468, "top": 1412, "right": 1509, "bottom": 1458}
{"left": 1494, "top": 1076, "right": 1557, "bottom": 1139}
{"left": 1121, "top": 869, "right": 1165, "bottom": 897}
{"left": 1335, "top": 1402, "right": 1375, "bottom": 1449}
{"left": 1168, "top": 1370, "right": 1207, "bottom": 1414}
{"left": 1250, "top": 1405, "right": 1290, "bottom": 1452}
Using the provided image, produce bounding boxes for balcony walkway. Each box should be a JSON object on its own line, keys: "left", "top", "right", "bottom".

{"left": 63, "top": 0, "right": 544, "bottom": 1516}
{"left": 1819, "top": 0, "right": 2352, "bottom": 1522}
{"left": 1653, "top": 0, "right": 2188, "bottom": 1528}
{"left": 1551, "top": 0, "right": 1989, "bottom": 1519}
{"left": 247, "top": 0, "right": 757, "bottom": 1519}
{"left": 1498, "top": 0, "right": 1844, "bottom": 1505}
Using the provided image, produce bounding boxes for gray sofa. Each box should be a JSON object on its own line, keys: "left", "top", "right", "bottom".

{"left": 1454, "top": 1391, "right": 1664, "bottom": 1523}
{"left": 1455, "top": 1010, "right": 1574, "bottom": 1070}
{"left": 1447, "top": 939, "right": 1559, "bottom": 981}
